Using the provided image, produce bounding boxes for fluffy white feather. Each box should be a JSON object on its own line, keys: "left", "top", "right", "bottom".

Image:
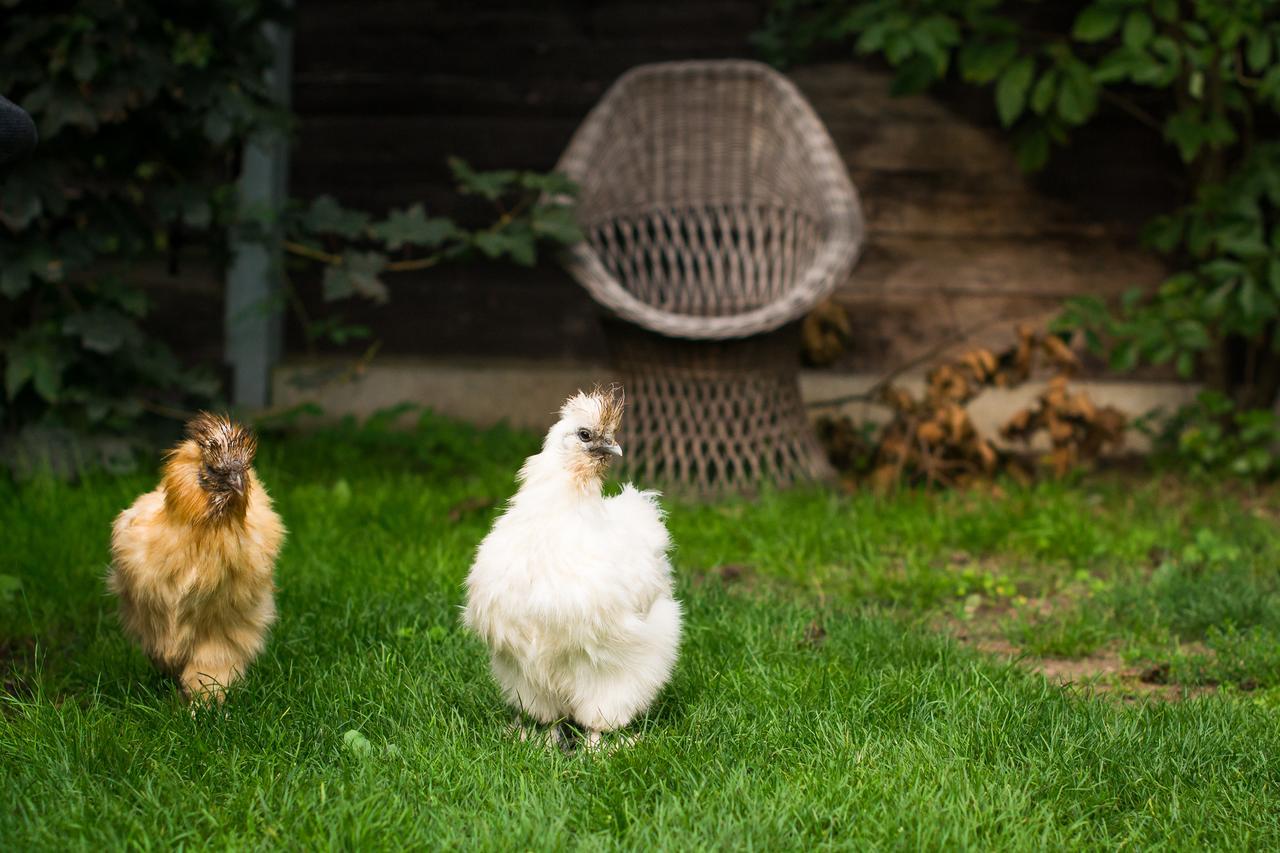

{"left": 463, "top": 388, "right": 682, "bottom": 737}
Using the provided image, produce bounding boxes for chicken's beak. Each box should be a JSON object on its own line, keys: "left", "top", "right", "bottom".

{"left": 591, "top": 441, "right": 623, "bottom": 459}
{"left": 229, "top": 471, "right": 246, "bottom": 496}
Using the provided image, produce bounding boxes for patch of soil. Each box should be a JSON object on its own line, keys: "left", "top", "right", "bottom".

{"left": 960, "top": 635, "right": 1217, "bottom": 702}
{"left": 691, "top": 563, "right": 761, "bottom": 592}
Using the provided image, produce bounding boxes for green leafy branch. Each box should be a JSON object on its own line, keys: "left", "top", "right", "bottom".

{"left": 760, "top": 0, "right": 1280, "bottom": 474}
{"left": 278, "top": 158, "right": 581, "bottom": 347}
{"left": 1, "top": 0, "right": 286, "bottom": 442}
{"left": 761, "top": 0, "right": 1280, "bottom": 173}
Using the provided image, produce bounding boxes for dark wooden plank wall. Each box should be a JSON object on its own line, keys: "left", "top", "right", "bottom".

{"left": 289, "top": 0, "right": 766, "bottom": 362}
{"left": 284, "top": 0, "right": 1180, "bottom": 371}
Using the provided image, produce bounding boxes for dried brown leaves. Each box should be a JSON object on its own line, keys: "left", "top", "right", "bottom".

{"left": 818, "top": 325, "right": 1127, "bottom": 489}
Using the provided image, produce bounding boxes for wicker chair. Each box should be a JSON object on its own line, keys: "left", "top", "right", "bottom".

{"left": 556, "top": 60, "right": 864, "bottom": 494}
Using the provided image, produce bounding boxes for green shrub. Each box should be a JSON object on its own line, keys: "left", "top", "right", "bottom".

{"left": 1, "top": 2, "right": 580, "bottom": 469}
{"left": 759, "top": 0, "right": 1280, "bottom": 473}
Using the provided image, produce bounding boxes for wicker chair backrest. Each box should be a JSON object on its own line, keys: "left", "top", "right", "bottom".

{"left": 557, "top": 60, "right": 864, "bottom": 339}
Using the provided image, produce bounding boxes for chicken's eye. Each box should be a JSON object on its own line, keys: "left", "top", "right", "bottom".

{"left": 577, "top": 428, "right": 592, "bottom": 442}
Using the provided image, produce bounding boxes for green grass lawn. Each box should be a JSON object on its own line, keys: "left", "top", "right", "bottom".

{"left": 3, "top": 413, "right": 1280, "bottom": 849}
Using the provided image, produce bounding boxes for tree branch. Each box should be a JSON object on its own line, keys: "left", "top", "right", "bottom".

{"left": 1099, "top": 89, "right": 1163, "bottom": 133}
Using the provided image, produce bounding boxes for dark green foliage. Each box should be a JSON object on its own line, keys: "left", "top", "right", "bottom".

{"left": 1, "top": 1, "right": 584, "bottom": 447}
{"left": 1141, "top": 389, "right": 1280, "bottom": 478}
{"left": 759, "top": 0, "right": 1280, "bottom": 473}
{"left": 0, "top": 0, "right": 286, "bottom": 436}
{"left": 1056, "top": 142, "right": 1280, "bottom": 409}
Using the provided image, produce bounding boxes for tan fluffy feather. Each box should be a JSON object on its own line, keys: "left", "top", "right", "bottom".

{"left": 108, "top": 413, "right": 285, "bottom": 702}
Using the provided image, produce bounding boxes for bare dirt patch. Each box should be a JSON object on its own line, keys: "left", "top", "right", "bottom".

{"left": 951, "top": 631, "right": 1217, "bottom": 702}
{"left": 934, "top": 587, "right": 1218, "bottom": 702}
{"left": 691, "top": 563, "right": 764, "bottom": 594}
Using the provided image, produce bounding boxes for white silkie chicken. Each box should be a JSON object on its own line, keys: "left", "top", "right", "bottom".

{"left": 463, "top": 387, "right": 681, "bottom": 748}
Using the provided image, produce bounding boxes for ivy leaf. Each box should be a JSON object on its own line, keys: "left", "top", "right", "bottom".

{"left": 1174, "top": 319, "right": 1210, "bottom": 350}
{"left": 321, "top": 266, "right": 354, "bottom": 301}
{"left": 1056, "top": 67, "right": 1098, "bottom": 125}
{"left": 854, "top": 20, "right": 891, "bottom": 55}
{"left": 517, "top": 172, "right": 578, "bottom": 196}
{"left": 959, "top": 40, "right": 1018, "bottom": 84}
{"left": 303, "top": 196, "right": 370, "bottom": 239}
{"left": 1246, "top": 34, "right": 1272, "bottom": 73}
{"left": 1122, "top": 11, "right": 1153, "bottom": 50}
{"left": 368, "top": 204, "right": 459, "bottom": 250}
{"left": 1164, "top": 110, "right": 1206, "bottom": 163}
{"left": 1149, "top": 341, "right": 1176, "bottom": 365}
{"left": 5, "top": 339, "right": 66, "bottom": 404}
{"left": 1188, "top": 70, "right": 1205, "bottom": 101}
{"left": 62, "top": 307, "right": 141, "bottom": 354}
{"left": 918, "top": 14, "right": 960, "bottom": 51}
{"left": 883, "top": 31, "right": 913, "bottom": 65}
{"left": 1030, "top": 71, "right": 1057, "bottom": 115}
{"left": 1110, "top": 339, "right": 1139, "bottom": 371}
{"left": 530, "top": 205, "right": 583, "bottom": 245}
{"left": 1139, "top": 37, "right": 1181, "bottom": 86}
{"left": 1201, "top": 259, "right": 1245, "bottom": 283}
{"left": 1094, "top": 48, "right": 1139, "bottom": 84}
{"left": 1217, "top": 228, "right": 1268, "bottom": 259}
{"left": 1205, "top": 279, "right": 1235, "bottom": 316}
{"left": 1175, "top": 350, "right": 1195, "bottom": 378}
{"left": 449, "top": 157, "right": 516, "bottom": 201}
{"left": 995, "top": 56, "right": 1034, "bottom": 127}
{"left": 323, "top": 252, "right": 389, "bottom": 303}
{"left": 473, "top": 227, "right": 536, "bottom": 267}
{"left": 1073, "top": 5, "right": 1122, "bottom": 42}
{"left": 904, "top": 19, "right": 950, "bottom": 77}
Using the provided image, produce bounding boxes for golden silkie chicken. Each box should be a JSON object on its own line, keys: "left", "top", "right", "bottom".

{"left": 109, "top": 412, "right": 285, "bottom": 702}
{"left": 464, "top": 387, "right": 682, "bottom": 748}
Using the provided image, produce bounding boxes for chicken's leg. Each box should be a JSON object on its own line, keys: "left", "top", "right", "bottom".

{"left": 180, "top": 644, "right": 243, "bottom": 704}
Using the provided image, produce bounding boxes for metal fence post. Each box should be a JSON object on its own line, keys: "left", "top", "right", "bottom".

{"left": 225, "top": 20, "right": 292, "bottom": 409}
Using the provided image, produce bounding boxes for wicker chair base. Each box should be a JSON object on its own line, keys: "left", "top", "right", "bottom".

{"left": 606, "top": 321, "right": 834, "bottom": 496}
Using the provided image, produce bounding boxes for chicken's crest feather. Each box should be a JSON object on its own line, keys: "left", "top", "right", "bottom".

{"left": 559, "top": 384, "right": 623, "bottom": 435}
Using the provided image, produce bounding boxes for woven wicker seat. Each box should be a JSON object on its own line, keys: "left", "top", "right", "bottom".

{"left": 556, "top": 60, "right": 864, "bottom": 494}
